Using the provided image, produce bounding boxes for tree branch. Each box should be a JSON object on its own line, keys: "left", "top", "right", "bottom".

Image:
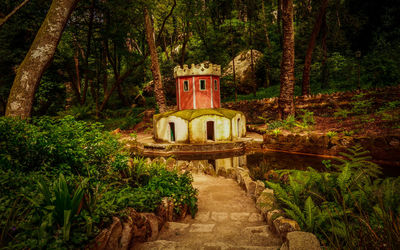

{"left": 0, "top": 0, "right": 30, "bottom": 28}
{"left": 156, "top": 0, "right": 176, "bottom": 45}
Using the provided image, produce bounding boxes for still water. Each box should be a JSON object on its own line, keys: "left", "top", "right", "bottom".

{"left": 169, "top": 150, "right": 398, "bottom": 177}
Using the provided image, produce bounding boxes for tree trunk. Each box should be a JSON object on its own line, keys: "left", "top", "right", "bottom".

{"left": 144, "top": 7, "right": 167, "bottom": 113}
{"left": 321, "top": 13, "right": 329, "bottom": 89}
{"left": 301, "top": 0, "right": 328, "bottom": 95}
{"left": 5, "top": 0, "right": 79, "bottom": 118}
{"left": 80, "top": 0, "right": 95, "bottom": 105}
{"left": 278, "top": 0, "right": 295, "bottom": 120}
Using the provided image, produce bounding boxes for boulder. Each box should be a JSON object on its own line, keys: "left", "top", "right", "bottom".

{"left": 273, "top": 216, "right": 301, "bottom": 236}
{"left": 280, "top": 231, "right": 321, "bottom": 250}
{"left": 165, "top": 158, "right": 177, "bottom": 171}
{"left": 255, "top": 188, "right": 277, "bottom": 215}
{"left": 156, "top": 197, "right": 174, "bottom": 222}
{"left": 254, "top": 180, "right": 266, "bottom": 199}
{"left": 142, "top": 213, "right": 163, "bottom": 241}
{"left": 127, "top": 209, "right": 151, "bottom": 243}
{"left": 266, "top": 209, "right": 283, "bottom": 226}
{"left": 223, "top": 50, "right": 263, "bottom": 94}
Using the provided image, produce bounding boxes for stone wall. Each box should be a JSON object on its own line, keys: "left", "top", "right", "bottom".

{"left": 222, "top": 85, "right": 400, "bottom": 123}
{"left": 263, "top": 133, "right": 400, "bottom": 169}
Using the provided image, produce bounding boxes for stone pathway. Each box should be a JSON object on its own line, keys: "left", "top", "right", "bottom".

{"left": 136, "top": 174, "right": 282, "bottom": 250}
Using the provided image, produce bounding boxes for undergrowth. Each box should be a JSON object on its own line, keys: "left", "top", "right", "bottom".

{"left": 0, "top": 116, "right": 197, "bottom": 249}
{"left": 266, "top": 145, "right": 400, "bottom": 249}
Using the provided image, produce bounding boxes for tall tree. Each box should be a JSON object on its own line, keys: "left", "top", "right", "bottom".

{"left": 144, "top": 7, "right": 167, "bottom": 113}
{"left": 301, "top": 0, "right": 328, "bottom": 95}
{"left": 278, "top": 0, "right": 295, "bottom": 119}
{"left": 5, "top": 0, "right": 80, "bottom": 118}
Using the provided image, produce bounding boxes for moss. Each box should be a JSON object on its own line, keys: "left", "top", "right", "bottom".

{"left": 154, "top": 108, "right": 243, "bottom": 122}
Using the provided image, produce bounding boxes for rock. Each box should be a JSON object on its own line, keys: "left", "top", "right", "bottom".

{"left": 165, "top": 158, "right": 176, "bottom": 171}
{"left": 106, "top": 217, "right": 123, "bottom": 249}
{"left": 157, "top": 197, "right": 174, "bottom": 222}
{"left": 266, "top": 209, "right": 283, "bottom": 226}
{"left": 145, "top": 157, "right": 152, "bottom": 165}
{"left": 120, "top": 221, "right": 134, "bottom": 250}
{"left": 255, "top": 189, "right": 277, "bottom": 215}
{"left": 280, "top": 231, "right": 321, "bottom": 250}
{"left": 204, "top": 162, "right": 216, "bottom": 176}
{"left": 176, "top": 160, "right": 189, "bottom": 171}
{"left": 273, "top": 217, "right": 300, "bottom": 236}
{"left": 142, "top": 213, "right": 163, "bottom": 241}
{"left": 244, "top": 176, "right": 256, "bottom": 196}
{"left": 189, "top": 223, "right": 216, "bottom": 233}
{"left": 254, "top": 181, "right": 265, "bottom": 199}
{"left": 128, "top": 209, "right": 151, "bottom": 242}
{"left": 223, "top": 50, "right": 263, "bottom": 94}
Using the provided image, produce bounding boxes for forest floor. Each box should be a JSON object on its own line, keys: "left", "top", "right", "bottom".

{"left": 253, "top": 113, "right": 400, "bottom": 136}
{"left": 135, "top": 174, "right": 282, "bottom": 249}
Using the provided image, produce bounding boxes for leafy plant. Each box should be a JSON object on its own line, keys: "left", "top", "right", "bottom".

{"left": 35, "top": 174, "right": 86, "bottom": 242}
{"left": 326, "top": 131, "right": 338, "bottom": 138}
{"left": 266, "top": 145, "right": 400, "bottom": 249}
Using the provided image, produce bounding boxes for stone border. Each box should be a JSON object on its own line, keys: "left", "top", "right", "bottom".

{"left": 212, "top": 164, "right": 322, "bottom": 249}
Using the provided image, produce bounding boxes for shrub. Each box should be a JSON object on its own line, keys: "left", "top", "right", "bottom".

{"left": 266, "top": 145, "right": 400, "bottom": 249}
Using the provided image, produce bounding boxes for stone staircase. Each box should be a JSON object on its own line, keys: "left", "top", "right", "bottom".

{"left": 135, "top": 174, "right": 282, "bottom": 250}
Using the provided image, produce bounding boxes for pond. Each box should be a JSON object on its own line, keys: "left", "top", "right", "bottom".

{"left": 163, "top": 150, "right": 399, "bottom": 178}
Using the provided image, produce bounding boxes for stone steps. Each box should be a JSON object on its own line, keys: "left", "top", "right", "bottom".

{"left": 134, "top": 174, "right": 283, "bottom": 249}
{"left": 136, "top": 240, "right": 281, "bottom": 250}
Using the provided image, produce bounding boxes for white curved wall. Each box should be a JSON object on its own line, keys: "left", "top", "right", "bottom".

{"left": 154, "top": 116, "right": 189, "bottom": 142}
{"left": 189, "top": 115, "right": 231, "bottom": 143}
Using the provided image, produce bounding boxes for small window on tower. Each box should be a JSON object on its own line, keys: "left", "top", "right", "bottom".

{"left": 200, "top": 79, "right": 206, "bottom": 90}
{"left": 214, "top": 79, "right": 218, "bottom": 91}
{"left": 183, "top": 80, "right": 189, "bottom": 92}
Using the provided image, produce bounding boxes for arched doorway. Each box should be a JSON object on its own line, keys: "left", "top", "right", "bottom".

{"left": 169, "top": 122, "right": 175, "bottom": 142}
{"left": 206, "top": 121, "right": 215, "bottom": 141}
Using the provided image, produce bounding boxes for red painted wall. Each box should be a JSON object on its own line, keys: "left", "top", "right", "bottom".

{"left": 177, "top": 75, "right": 220, "bottom": 110}
{"left": 212, "top": 76, "right": 220, "bottom": 108}
{"left": 178, "top": 76, "right": 194, "bottom": 110}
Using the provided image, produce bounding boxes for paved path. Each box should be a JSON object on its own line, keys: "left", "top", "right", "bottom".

{"left": 136, "top": 174, "right": 282, "bottom": 250}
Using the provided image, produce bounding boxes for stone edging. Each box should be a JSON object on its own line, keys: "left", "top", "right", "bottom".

{"left": 226, "top": 166, "right": 322, "bottom": 249}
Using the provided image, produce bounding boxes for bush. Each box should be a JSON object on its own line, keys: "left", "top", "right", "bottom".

{"left": 0, "top": 117, "right": 198, "bottom": 249}
{"left": 266, "top": 145, "right": 400, "bottom": 249}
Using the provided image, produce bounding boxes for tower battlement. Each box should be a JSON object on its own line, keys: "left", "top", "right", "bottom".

{"left": 174, "top": 63, "right": 221, "bottom": 78}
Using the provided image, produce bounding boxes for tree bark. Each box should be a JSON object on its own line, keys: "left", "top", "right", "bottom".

{"left": 301, "top": 0, "right": 328, "bottom": 95}
{"left": 321, "top": 13, "right": 329, "bottom": 89}
{"left": 5, "top": 0, "right": 79, "bottom": 118}
{"left": 278, "top": 0, "right": 295, "bottom": 120}
{"left": 144, "top": 7, "right": 167, "bottom": 113}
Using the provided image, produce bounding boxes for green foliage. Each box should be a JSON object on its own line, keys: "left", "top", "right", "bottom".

{"left": 0, "top": 117, "right": 198, "bottom": 248}
{"left": 266, "top": 145, "right": 399, "bottom": 249}
{"left": 0, "top": 116, "right": 120, "bottom": 175}
{"left": 351, "top": 93, "right": 374, "bottom": 115}
{"left": 326, "top": 131, "right": 338, "bottom": 138}
{"left": 334, "top": 108, "right": 351, "bottom": 119}
{"left": 265, "top": 110, "right": 315, "bottom": 132}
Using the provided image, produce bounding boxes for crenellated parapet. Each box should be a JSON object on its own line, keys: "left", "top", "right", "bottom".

{"left": 174, "top": 63, "right": 221, "bottom": 78}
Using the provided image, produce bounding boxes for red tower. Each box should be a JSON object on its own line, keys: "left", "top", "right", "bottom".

{"left": 174, "top": 63, "right": 221, "bottom": 110}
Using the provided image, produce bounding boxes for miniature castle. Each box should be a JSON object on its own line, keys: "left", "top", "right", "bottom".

{"left": 153, "top": 63, "right": 246, "bottom": 143}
